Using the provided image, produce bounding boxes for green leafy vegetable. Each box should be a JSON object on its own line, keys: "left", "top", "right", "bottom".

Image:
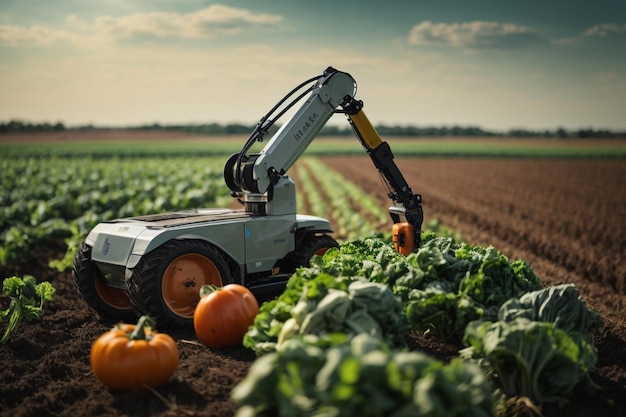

{"left": 243, "top": 271, "right": 354, "bottom": 354}
{"left": 240, "top": 235, "right": 599, "bottom": 412}
{"left": 458, "top": 249, "right": 541, "bottom": 311}
{"left": 311, "top": 237, "right": 416, "bottom": 287}
{"left": 461, "top": 317, "right": 598, "bottom": 407}
{"left": 244, "top": 272, "right": 408, "bottom": 354}
{"left": 233, "top": 334, "right": 494, "bottom": 417}
{"left": 392, "top": 235, "right": 541, "bottom": 341}
{"left": 405, "top": 289, "right": 484, "bottom": 341}
{"left": 498, "top": 283, "right": 602, "bottom": 341}
{"left": 0, "top": 275, "right": 56, "bottom": 343}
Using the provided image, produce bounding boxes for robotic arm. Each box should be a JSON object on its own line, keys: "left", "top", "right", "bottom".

{"left": 225, "top": 68, "right": 356, "bottom": 194}
{"left": 343, "top": 96, "right": 424, "bottom": 250}
{"left": 224, "top": 67, "right": 424, "bottom": 251}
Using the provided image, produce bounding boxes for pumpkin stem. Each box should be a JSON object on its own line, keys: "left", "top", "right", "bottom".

{"left": 199, "top": 284, "right": 222, "bottom": 298}
{"left": 130, "top": 315, "right": 154, "bottom": 341}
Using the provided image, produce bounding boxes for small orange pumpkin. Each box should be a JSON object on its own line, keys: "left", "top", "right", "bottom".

{"left": 193, "top": 284, "right": 259, "bottom": 348}
{"left": 90, "top": 316, "right": 179, "bottom": 390}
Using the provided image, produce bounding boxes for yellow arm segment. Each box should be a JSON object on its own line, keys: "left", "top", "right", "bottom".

{"left": 347, "top": 109, "right": 384, "bottom": 151}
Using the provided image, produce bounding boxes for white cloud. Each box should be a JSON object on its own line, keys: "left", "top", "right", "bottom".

{"left": 87, "top": 4, "right": 282, "bottom": 40}
{"left": 407, "top": 21, "right": 543, "bottom": 50}
{"left": 0, "top": 24, "right": 82, "bottom": 46}
{"left": 581, "top": 23, "right": 626, "bottom": 38}
{"left": 0, "top": 5, "right": 283, "bottom": 47}
{"left": 553, "top": 23, "right": 626, "bottom": 45}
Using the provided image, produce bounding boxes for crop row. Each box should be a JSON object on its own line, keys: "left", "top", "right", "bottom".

{"left": 1, "top": 153, "right": 447, "bottom": 271}
{"left": 0, "top": 157, "right": 230, "bottom": 268}
{"left": 293, "top": 158, "right": 456, "bottom": 242}
{"left": 0, "top": 155, "right": 398, "bottom": 270}
{"left": 292, "top": 158, "right": 387, "bottom": 241}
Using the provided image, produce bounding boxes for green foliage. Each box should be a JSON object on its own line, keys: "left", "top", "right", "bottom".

{"left": 241, "top": 236, "right": 602, "bottom": 414}
{"left": 405, "top": 290, "right": 484, "bottom": 341}
{"left": 398, "top": 236, "right": 542, "bottom": 341}
{"left": 498, "top": 283, "right": 603, "bottom": 341}
{"left": 266, "top": 235, "right": 541, "bottom": 344}
{"left": 244, "top": 272, "right": 408, "bottom": 355}
{"left": 0, "top": 156, "right": 230, "bottom": 268}
{"left": 457, "top": 248, "right": 542, "bottom": 310}
{"left": 0, "top": 138, "right": 465, "bottom": 270}
{"left": 3, "top": 136, "right": 625, "bottom": 159}
{"left": 0, "top": 275, "right": 55, "bottom": 343}
{"left": 310, "top": 238, "right": 412, "bottom": 286}
{"left": 233, "top": 334, "right": 494, "bottom": 417}
{"left": 461, "top": 318, "right": 598, "bottom": 407}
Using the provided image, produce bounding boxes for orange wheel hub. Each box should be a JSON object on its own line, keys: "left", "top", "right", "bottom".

{"left": 162, "top": 253, "right": 223, "bottom": 318}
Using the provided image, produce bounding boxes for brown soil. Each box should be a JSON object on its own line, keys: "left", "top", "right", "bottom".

{"left": 2, "top": 156, "right": 625, "bottom": 417}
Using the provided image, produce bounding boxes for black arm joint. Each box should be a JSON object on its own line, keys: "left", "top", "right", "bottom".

{"left": 342, "top": 97, "right": 363, "bottom": 115}
{"left": 268, "top": 167, "right": 284, "bottom": 185}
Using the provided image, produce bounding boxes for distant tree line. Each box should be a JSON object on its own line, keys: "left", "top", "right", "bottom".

{"left": 129, "top": 122, "right": 280, "bottom": 136}
{"left": 1, "top": 119, "right": 624, "bottom": 138}
{"left": 0, "top": 120, "right": 66, "bottom": 132}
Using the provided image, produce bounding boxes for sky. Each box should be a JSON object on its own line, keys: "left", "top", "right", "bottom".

{"left": 1, "top": 0, "right": 625, "bottom": 132}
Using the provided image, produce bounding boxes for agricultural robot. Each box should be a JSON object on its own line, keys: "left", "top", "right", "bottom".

{"left": 72, "top": 67, "right": 424, "bottom": 328}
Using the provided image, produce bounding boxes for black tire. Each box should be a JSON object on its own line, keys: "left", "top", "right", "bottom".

{"left": 279, "top": 233, "right": 339, "bottom": 274}
{"left": 72, "top": 241, "right": 137, "bottom": 322}
{"left": 128, "top": 239, "right": 232, "bottom": 329}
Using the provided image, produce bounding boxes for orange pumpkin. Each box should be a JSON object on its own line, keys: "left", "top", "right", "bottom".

{"left": 90, "top": 316, "right": 179, "bottom": 390}
{"left": 193, "top": 284, "right": 259, "bottom": 348}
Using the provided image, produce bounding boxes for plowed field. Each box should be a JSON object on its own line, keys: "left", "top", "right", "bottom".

{"left": 2, "top": 156, "right": 625, "bottom": 417}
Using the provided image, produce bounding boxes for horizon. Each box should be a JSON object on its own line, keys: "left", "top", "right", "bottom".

{"left": 4, "top": 119, "right": 624, "bottom": 137}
